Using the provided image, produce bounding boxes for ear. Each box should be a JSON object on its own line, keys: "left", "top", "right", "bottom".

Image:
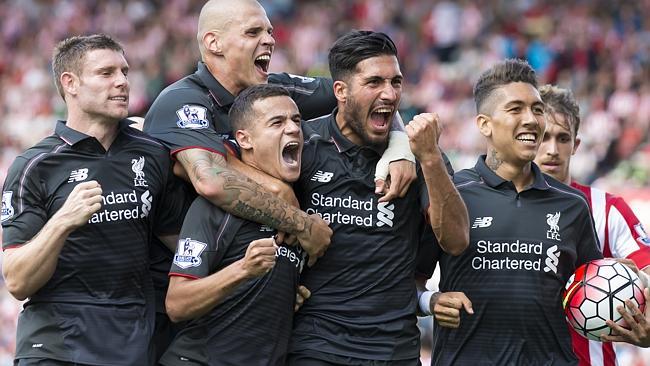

{"left": 572, "top": 136, "right": 581, "bottom": 155}
{"left": 235, "top": 129, "right": 253, "bottom": 150}
{"left": 476, "top": 114, "right": 492, "bottom": 138}
{"left": 60, "top": 72, "right": 78, "bottom": 97}
{"left": 333, "top": 80, "right": 347, "bottom": 103}
{"left": 203, "top": 31, "right": 222, "bottom": 56}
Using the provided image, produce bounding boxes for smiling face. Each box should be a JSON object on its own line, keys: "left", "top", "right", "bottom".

{"left": 479, "top": 82, "right": 546, "bottom": 167}
{"left": 237, "top": 95, "right": 303, "bottom": 182}
{"left": 535, "top": 112, "right": 580, "bottom": 184}
{"left": 68, "top": 49, "right": 130, "bottom": 122}
{"left": 336, "top": 55, "right": 402, "bottom": 148}
{"left": 214, "top": 1, "right": 275, "bottom": 95}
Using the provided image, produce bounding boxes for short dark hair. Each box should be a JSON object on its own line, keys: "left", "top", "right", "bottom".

{"left": 473, "top": 59, "right": 538, "bottom": 114}
{"left": 328, "top": 30, "right": 398, "bottom": 82}
{"left": 52, "top": 34, "right": 124, "bottom": 100}
{"left": 229, "top": 84, "right": 291, "bottom": 131}
{"left": 539, "top": 84, "right": 581, "bottom": 138}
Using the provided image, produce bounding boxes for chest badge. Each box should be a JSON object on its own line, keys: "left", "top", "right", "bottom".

{"left": 546, "top": 212, "right": 561, "bottom": 241}
{"left": 132, "top": 156, "right": 148, "bottom": 187}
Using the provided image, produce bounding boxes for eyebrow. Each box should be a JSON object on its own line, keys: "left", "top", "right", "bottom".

{"left": 503, "top": 100, "right": 544, "bottom": 108}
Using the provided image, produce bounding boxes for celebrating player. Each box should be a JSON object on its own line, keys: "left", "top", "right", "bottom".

{"left": 1, "top": 34, "right": 188, "bottom": 365}
{"left": 424, "top": 59, "right": 603, "bottom": 365}
{"left": 534, "top": 84, "right": 650, "bottom": 360}
{"left": 160, "top": 84, "right": 308, "bottom": 365}
{"left": 288, "top": 30, "right": 469, "bottom": 365}
{"left": 143, "top": 0, "right": 416, "bottom": 357}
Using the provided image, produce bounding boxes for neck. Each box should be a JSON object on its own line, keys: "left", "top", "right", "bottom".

{"left": 205, "top": 59, "right": 242, "bottom": 97}
{"left": 66, "top": 108, "right": 120, "bottom": 151}
{"left": 335, "top": 108, "right": 362, "bottom": 146}
{"left": 485, "top": 148, "right": 534, "bottom": 192}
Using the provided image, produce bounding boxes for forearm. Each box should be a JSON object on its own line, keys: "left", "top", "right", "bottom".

{"left": 3, "top": 218, "right": 73, "bottom": 300}
{"left": 166, "top": 260, "right": 250, "bottom": 322}
{"left": 421, "top": 153, "right": 469, "bottom": 256}
{"left": 177, "top": 150, "right": 311, "bottom": 235}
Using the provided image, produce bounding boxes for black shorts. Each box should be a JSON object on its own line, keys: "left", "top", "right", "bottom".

{"left": 287, "top": 352, "right": 421, "bottom": 366}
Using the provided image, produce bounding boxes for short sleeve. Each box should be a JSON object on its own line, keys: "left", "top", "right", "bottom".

{"left": 576, "top": 207, "right": 604, "bottom": 266}
{"left": 153, "top": 159, "right": 192, "bottom": 236}
{"left": 415, "top": 224, "right": 439, "bottom": 279}
{"left": 169, "top": 197, "right": 230, "bottom": 279}
{"left": 144, "top": 88, "right": 227, "bottom": 158}
{"left": 269, "top": 73, "right": 336, "bottom": 120}
{"left": 2, "top": 156, "right": 47, "bottom": 249}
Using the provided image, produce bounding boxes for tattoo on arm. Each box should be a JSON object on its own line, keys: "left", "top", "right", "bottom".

{"left": 177, "top": 149, "right": 310, "bottom": 234}
{"left": 486, "top": 148, "right": 503, "bottom": 171}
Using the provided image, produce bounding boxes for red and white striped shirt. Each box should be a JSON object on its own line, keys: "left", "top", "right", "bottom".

{"left": 570, "top": 181, "right": 650, "bottom": 366}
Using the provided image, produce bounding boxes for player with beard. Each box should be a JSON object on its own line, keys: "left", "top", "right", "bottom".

{"left": 423, "top": 59, "right": 602, "bottom": 366}
{"left": 534, "top": 84, "right": 650, "bottom": 363}
{"left": 143, "top": 1, "right": 417, "bottom": 357}
{"left": 288, "top": 30, "right": 469, "bottom": 366}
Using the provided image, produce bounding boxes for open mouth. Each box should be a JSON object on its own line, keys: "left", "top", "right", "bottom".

{"left": 254, "top": 54, "right": 271, "bottom": 74}
{"left": 369, "top": 106, "right": 393, "bottom": 130}
{"left": 109, "top": 96, "right": 128, "bottom": 102}
{"left": 282, "top": 141, "right": 300, "bottom": 167}
{"left": 515, "top": 132, "right": 538, "bottom": 145}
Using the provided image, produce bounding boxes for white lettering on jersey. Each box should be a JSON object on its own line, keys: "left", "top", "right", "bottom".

{"left": 472, "top": 217, "right": 493, "bottom": 228}
{"left": 543, "top": 245, "right": 560, "bottom": 273}
{"left": 546, "top": 212, "right": 561, "bottom": 241}
{"left": 376, "top": 202, "right": 395, "bottom": 227}
{"left": 311, "top": 171, "right": 333, "bottom": 183}
{"left": 68, "top": 168, "right": 89, "bottom": 183}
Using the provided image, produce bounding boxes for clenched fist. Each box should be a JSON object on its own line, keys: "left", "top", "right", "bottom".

{"left": 405, "top": 113, "right": 443, "bottom": 162}
{"left": 53, "top": 180, "right": 103, "bottom": 231}
{"left": 242, "top": 238, "right": 277, "bottom": 278}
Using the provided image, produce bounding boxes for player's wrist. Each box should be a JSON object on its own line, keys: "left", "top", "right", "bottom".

{"left": 418, "top": 290, "right": 436, "bottom": 316}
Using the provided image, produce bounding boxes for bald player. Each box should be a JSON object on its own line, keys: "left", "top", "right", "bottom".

{"left": 143, "top": 0, "right": 415, "bottom": 360}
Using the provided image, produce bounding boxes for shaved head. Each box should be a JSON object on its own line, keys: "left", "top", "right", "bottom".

{"left": 197, "top": 0, "right": 263, "bottom": 57}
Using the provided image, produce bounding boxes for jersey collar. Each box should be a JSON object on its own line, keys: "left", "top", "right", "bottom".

{"left": 55, "top": 119, "right": 134, "bottom": 146}
{"left": 326, "top": 108, "right": 385, "bottom": 156}
{"left": 196, "top": 62, "right": 235, "bottom": 108}
{"left": 475, "top": 155, "right": 549, "bottom": 191}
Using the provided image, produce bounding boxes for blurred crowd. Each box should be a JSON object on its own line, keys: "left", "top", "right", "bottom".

{"left": 0, "top": 0, "right": 649, "bottom": 364}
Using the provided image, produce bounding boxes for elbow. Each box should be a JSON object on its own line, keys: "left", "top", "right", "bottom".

{"left": 4, "top": 278, "right": 29, "bottom": 301}
{"left": 193, "top": 181, "right": 225, "bottom": 206}
{"left": 442, "top": 233, "right": 469, "bottom": 256}
{"left": 165, "top": 293, "right": 191, "bottom": 323}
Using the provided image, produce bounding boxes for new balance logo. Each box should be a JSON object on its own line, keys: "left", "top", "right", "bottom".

{"left": 68, "top": 168, "right": 89, "bottom": 183}
{"left": 311, "top": 171, "right": 333, "bottom": 183}
{"left": 472, "top": 217, "right": 493, "bottom": 228}
{"left": 543, "top": 245, "right": 560, "bottom": 273}
{"left": 376, "top": 202, "right": 394, "bottom": 227}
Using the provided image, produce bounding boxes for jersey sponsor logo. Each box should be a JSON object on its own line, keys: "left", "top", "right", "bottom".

{"left": 311, "top": 170, "right": 333, "bottom": 183}
{"left": 1, "top": 191, "right": 14, "bottom": 222}
{"left": 546, "top": 212, "right": 561, "bottom": 241}
{"left": 174, "top": 238, "right": 207, "bottom": 269}
{"left": 472, "top": 216, "right": 493, "bottom": 228}
{"left": 88, "top": 190, "right": 153, "bottom": 223}
{"left": 635, "top": 223, "right": 650, "bottom": 246}
{"left": 276, "top": 245, "right": 305, "bottom": 269}
{"left": 176, "top": 105, "right": 209, "bottom": 129}
{"left": 471, "top": 240, "right": 562, "bottom": 273}
{"left": 288, "top": 74, "right": 316, "bottom": 83}
{"left": 131, "top": 157, "right": 148, "bottom": 187}
{"left": 543, "top": 245, "right": 560, "bottom": 273}
{"left": 68, "top": 168, "right": 89, "bottom": 182}
{"left": 259, "top": 225, "right": 274, "bottom": 232}
{"left": 376, "top": 202, "right": 394, "bottom": 227}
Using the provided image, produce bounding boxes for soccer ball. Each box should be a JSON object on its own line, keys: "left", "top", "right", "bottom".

{"left": 563, "top": 259, "right": 645, "bottom": 341}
